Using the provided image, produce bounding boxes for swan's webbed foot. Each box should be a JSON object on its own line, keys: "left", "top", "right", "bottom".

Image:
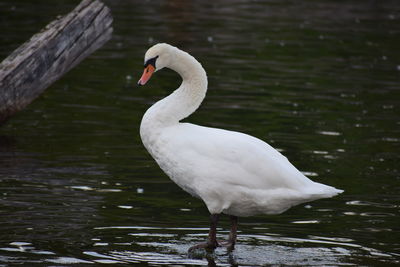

{"left": 188, "top": 240, "right": 219, "bottom": 252}
{"left": 188, "top": 214, "right": 219, "bottom": 253}
{"left": 218, "top": 240, "right": 235, "bottom": 252}
{"left": 187, "top": 214, "right": 238, "bottom": 253}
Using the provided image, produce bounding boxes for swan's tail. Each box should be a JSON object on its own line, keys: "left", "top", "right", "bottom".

{"left": 308, "top": 182, "right": 344, "bottom": 198}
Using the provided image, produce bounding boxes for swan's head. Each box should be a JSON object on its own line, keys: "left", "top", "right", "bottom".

{"left": 138, "top": 43, "right": 173, "bottom": 86}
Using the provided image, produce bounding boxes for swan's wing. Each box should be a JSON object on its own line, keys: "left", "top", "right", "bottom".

{"left": 160, "top": 123, "right": 315, "bottom": 190}
{"left": 157, "top": 123, "right": 342, "bottom": 216}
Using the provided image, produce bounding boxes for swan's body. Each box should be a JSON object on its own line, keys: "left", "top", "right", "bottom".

{"left": 138, "top": 43, "right": 343, "bottom": 250}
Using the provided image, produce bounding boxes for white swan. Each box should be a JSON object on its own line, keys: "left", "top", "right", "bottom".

{"left": 138, "top": 43, "right": 343, "bottom": 251}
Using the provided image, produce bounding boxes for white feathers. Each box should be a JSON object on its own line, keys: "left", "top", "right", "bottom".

{"left": 139, "top": 43, "right": 343, "bottom": 217}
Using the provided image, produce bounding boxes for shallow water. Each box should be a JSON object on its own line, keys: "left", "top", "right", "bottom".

{"left": 1, "top": 0, "right": 399, "bottom": 266}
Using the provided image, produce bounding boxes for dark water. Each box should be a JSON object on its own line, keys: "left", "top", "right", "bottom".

{"left": 1, "top": 0, "right": 399, "bottom": 265}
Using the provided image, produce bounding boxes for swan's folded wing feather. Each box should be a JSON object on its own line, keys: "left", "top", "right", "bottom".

{"left": 160, "top": 123, "right": 317, "bottom": 191}
{"left": 157, "top": 123, "right": 342, "bottom": 216}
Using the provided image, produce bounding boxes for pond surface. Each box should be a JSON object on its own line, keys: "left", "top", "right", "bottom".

{"left": 1, "top": 0, "right": 399, "bottom": 266}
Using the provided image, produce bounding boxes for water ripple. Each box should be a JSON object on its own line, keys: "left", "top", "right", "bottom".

{"left": 346, "top": 200, "right": 398, "bottom": 209}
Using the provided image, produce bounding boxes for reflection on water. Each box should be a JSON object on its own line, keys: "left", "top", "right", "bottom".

{"left": 1, "top": 225, "right": 399, "bottom": 266}
{"left": 1, "top": 0, "right": 399, "bottom": 265}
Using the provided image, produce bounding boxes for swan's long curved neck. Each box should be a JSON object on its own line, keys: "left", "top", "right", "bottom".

{"left": 141, "top": 49, "right": 208, "bottom": 132}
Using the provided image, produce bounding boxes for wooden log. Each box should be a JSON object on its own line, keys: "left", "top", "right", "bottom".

{"left": 0, "top": 0, "right": 113, "bottom": 125}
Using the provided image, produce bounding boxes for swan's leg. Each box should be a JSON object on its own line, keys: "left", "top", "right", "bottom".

{"left": 188, "top": 214, "right": 219, "bottom": 252}
{"left": 227, "top": 215, "right": 238, "bottom": 251}
{"left": 220, "top": 215, "right": 238, "bottom": 251}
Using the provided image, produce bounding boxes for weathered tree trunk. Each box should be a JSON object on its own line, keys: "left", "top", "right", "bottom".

{"left": 0, "top": 0, "right": 113, "bottom": 125}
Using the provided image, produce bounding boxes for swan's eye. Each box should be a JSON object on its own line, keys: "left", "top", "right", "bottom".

{"left": 144, "top": 55, "right": 159, "bottom": 68}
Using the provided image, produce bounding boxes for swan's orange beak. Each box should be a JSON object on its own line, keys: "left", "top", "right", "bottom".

{"left": 138, "top": 65, "right": 155, "bottom": 86}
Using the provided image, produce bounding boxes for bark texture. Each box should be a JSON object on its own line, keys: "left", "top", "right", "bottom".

{"left": 0, "top": 0, "right": 113, "bottom": 124}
